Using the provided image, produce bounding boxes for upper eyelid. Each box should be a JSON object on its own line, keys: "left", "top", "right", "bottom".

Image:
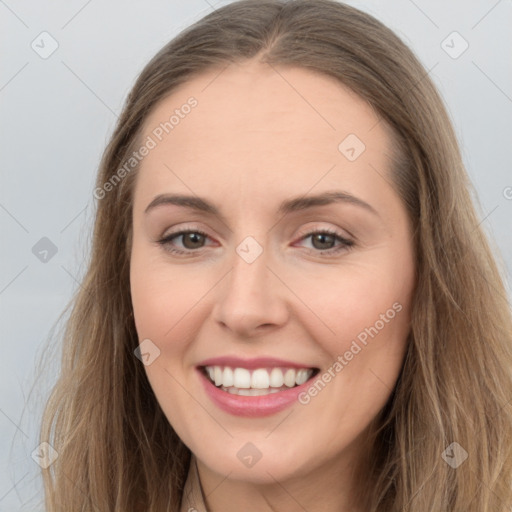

{"left": 160, "top": 225, "right": 211, "bottom": 240}
{"left": 161, "top": 222, "right": 351, "bottom": 238}
{"left": 295, "top": 225, "right": 351, "bottom": 238}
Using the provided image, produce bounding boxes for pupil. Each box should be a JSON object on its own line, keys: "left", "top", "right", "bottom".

{"left": 184, "top": 233, "right": 204, "bottom": 249}
{"left": 313, "top": 233, "right": 334, "bottom": 250}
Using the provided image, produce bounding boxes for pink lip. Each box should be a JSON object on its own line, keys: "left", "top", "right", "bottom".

{"left": 197, "top": 356, "right": 315, "bottom": 370}
{"left": 196, "top": 367, "right": 317, "bottom": 418}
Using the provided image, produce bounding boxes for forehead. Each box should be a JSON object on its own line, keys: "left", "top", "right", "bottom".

{"left": 135, "top": 60, "right": 398, "bottom": 213}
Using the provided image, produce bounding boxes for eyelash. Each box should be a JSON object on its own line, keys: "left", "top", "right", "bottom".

{"left": 156, "top": 227, "right": 354, "bottom": 257}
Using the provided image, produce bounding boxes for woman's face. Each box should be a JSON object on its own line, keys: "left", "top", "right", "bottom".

{"left": 130, "top": 61, "right": 415, "bottom": 485}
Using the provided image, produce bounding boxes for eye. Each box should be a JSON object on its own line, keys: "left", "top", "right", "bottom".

{"left": 157, "top": 229, "right": 213, "bottom": 255}
{"left": 156, "top": 227, "right": 354, "bottom": 256}
{"left": 294, "top": 228, "right": 354, "bottom": 255}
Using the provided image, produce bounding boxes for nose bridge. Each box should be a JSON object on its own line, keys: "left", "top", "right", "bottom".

{"left": 232, "top": 238, "right": 267, "bottom": 294}
{"left": 213, "top": 235, "right": 289, "bottom": 334}
{"left": 227, "top": 237, "right": 273, "bottom": 306}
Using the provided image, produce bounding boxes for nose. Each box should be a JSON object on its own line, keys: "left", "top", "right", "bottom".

{"left": 212, "top": 243, "right": 290, "bottom": 338}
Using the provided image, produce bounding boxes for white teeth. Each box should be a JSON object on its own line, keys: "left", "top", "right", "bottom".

{"left": 214, "top": 366, "right": 223, "bottom": 387}
{"left": 238, "top": 388, "right": 269, "bottom": 396}
{"left": 269, "top": 367, "right": 284, "bottom": 387}
{"left": 204, "top": 365, "right": 315, "bottom": 391}
{"left": 295, "top": 369, "right": 309, "bottom": 386}
{"left": 221, "top": 385, "right": 291, "bottom": 395}
{"left": 251, "top": 369, "right": 270, "bottom": 389}
{"left": 223, "top": 367, "right": 234, "bottom": 387}
{"left": 233, "top": 368, "right": 251, "bottom": 389}
{"left": 284, "top": 369, "right": 296, "bottom": 387}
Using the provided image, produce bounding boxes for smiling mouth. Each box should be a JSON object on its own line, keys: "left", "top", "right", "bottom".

{"left": 201, "top": 365, "right": 320, "bottom": 396}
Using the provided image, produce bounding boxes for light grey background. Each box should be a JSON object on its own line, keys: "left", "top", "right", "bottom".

{"left": 1, "top": 0, "right": 511, "bottom": 509}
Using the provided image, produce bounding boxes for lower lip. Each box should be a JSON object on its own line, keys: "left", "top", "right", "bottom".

{"left": 197, "top": 368, "right": 313, "bottom": 417}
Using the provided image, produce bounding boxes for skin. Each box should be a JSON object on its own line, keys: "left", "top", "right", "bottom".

{"left": 130, "top": 60, "right": 416, "bottom": 512}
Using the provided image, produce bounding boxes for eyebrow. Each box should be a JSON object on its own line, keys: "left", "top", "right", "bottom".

{"left": 144, "top": 190, "right": 379, "bottom": 218}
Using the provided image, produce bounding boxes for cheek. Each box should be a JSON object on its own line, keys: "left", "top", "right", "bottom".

{"left": 129, "top": 255, "right": 208, "bottom": 428}
{"left": 285, "top": 256, "right": 413, "bottom": 418}
{"left": 286, "top": 262, "right": 412, "bottom": 348}
{"left": 291, "top": 271, "right": 411, "bottom": 432}
{"left": 130, "top": 250, "right": 207, "bottom": 342}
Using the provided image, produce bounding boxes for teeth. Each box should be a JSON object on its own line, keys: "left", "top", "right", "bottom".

{"left": 269, "top": 368, "right": 284, "bottom": 387}
{"left": 223, "top": 367, "right": 234, "bottom": 387}
{"left": 221, "top": 385, "right": 293, "bottom": 395}
{"left": 295, "top": 369, "right": 310, "bottom": 385}
{"left": 251, "top": 369, "right": 270, "bottom": 389}
{"left": 204, "top": 365, "right": 314, "bottom": 391}
{"left": 284, "top": 369, "right": 296, "bottom": 387}
{"left": 214, "top": 366, "right": 223, "bottom": 386}
{"left": 233, "top": 368, "right": 251, "bottom": 388}
{"left": 238, "top": 388, "right": 269, "bottom": 396}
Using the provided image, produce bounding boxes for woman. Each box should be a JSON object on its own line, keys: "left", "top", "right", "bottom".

{"left": 40, "top": 0, "right": 512, "bottom": 510}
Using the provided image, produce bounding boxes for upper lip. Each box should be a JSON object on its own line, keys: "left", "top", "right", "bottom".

{"left": 197, "top": 356, "right": 318, "bottom": 370}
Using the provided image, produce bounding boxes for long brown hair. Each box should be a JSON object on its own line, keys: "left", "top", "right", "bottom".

{"left": 40, "top": 0, "right": 512, "bottom": 510}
